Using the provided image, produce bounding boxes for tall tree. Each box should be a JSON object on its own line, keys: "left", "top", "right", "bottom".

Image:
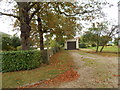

{"left": 30, "top": 9, "right": 77, "bottom": 49}
{"left": 88, "top": 22, "right": 107, "bottom": 52}
{"left": 29, "top": 1, "right": 105, "bottom": 49}
{"left": 82, "top": 22, "right": 118, "bottom": 52}
{"left": 0, "top": 2, "right": 39, "bottom": 50}
{"left": 0, "top": 1, "right": 107, "bottom": 50}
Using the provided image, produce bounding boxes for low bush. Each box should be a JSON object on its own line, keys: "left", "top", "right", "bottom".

{"left": 107, "top": 44, "right": 113, "bottom": 46}
{"left": 16, "top": 46, "right": 22, "bottom": 50}
{"left": 91, "top": 44, "right": 96, "bottom": 47}
{"left": 1, "top": 50, "right": 42, "bottom": 72}
{"left": 79, "top": 44, "right": 87, "bottom": 48}
{"left": 51, "top": 47, "right": 60, "bottom": 54}
{"left": 41, "top": 50, "right": 48, "bottom": 64}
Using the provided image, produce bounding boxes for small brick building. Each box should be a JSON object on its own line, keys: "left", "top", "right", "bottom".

{"left": 64, "top": 37, "right": 79, "bottom": 50}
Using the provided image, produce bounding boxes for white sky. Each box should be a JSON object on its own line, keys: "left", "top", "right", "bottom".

{"left": 0, "top": 0, "right": 119, "bottom": 36}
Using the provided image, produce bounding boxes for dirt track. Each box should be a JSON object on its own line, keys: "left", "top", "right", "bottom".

{"left": 57, "top": 50, "right": 118, "bottom": 88}
{"left": 24, "top": 50, "right": 118, "bottom": 88}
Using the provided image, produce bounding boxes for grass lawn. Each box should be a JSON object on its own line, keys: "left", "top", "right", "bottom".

{"left": 86, "top": 46, "right": 118, "bottom": 53}
{"left": 2, "top": 50, "right": 74, "bottom": 88}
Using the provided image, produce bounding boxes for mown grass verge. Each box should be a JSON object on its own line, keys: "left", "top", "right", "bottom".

{"left": 79, "top": 49, "right": 118, "bottom": 57}
{"left": 2, "top": 50, "right": 74, "bottom": 88}
{"left": 87, "top": 46, "right": 118, "bottom": 53}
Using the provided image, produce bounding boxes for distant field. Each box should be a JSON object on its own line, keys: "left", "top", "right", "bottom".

{"left": 86, "top": 46, "right": 118, "bottom": 53}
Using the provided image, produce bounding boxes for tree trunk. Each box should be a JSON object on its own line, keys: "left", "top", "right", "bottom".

{"left": 19, "top": 3, "right": 31, "bottom": 50}
{"left": 96, "top": 45, "right": 99, "bottom": 52}
{"left": 1, "top": 2, "right": 39, "bottom": 50}
{"left": 20, "top": 23, "right": 31, "bottom": 50}
{"left": 37, "top": 17, "right": 44, "bottom": 50}
{"left": 96, "top": 42, "right": 99, "bottom": 52}
{"left": 100, "top": 42, "right": 108, "bottom": 52}
{"left": 100, "top": 45, "right": 105, "bottom": 52}
{"left": 39, "top": 29, "right": 44, "bottom": 50}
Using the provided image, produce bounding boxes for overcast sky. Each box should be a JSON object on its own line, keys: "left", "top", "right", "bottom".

{"left": 0, "top": 0, "right": 119, "bottom": 36}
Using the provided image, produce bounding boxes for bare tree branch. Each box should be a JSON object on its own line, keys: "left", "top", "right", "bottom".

{"left": 57, "top": 5, "right": 94, "bottom": 17}
{"left": 108, "top": 25, "right": 118, "bottom": 37}
{"left": 29, "top": 7, "right": 40, "bottom": 21}
{"left": 43, "top": 28, "right": 53, "bottom": 33}
{"left": 28, "top": 2, "right": 32, "bottom": 5}
{"left": 27, "top": 2, "right": 37, "bottom": 11}
{"left": 0, "top": 12, "right": 20, "bottom": 20}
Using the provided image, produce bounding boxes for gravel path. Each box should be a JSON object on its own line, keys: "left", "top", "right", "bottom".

{"left": 57, "top": 50, "right": 118, "bottom": 88}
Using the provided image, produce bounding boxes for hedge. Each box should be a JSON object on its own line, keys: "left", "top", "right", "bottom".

{"left": 51, "top": 47, "right": 60, "bottom": 54}
{"left": 1, "top": 47, "right": 61, "bottom": 73}
{"left": 1, "top": 50, "right": 42, "bottom": 72}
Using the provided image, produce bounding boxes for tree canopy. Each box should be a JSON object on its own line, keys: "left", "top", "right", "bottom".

{"left": 0, "top": 1, "right": 109, "bottom": 50}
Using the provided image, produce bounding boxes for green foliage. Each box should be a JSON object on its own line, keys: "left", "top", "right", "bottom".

{"left": 2, "top": 34, "right": 21, "bottom": 51}
{"left": 30, "top": 10, "right": 77, "bottom": 47}
{"left": 1, "top": 50, "right": 42, "bottom": 72}
{"left": 91, "top": 44, "right": 96, "bottom": 47}
{"left": 2, "top": 50, "right": 72, "bottom": 88}
{"left": 16, "top": 46, "right": 22, "bottom": 50}
{"left": 2, "top": 37, "right": 13, "bottom": 51}
{"left": 82, "top": 31, "right": 98, "bottom": 44}
{"left": 51, "top": 47, "right": 60, "bottom": 54}
{"left": 49, "top": 39, "right": 61, "bottom": 48}
{"left": 114, "top": 37, "right": 120, "bottom": 46}
{"left": 11, "top": 36, "right": 21, "bottom": 48}
{"left": 1, "top": 46, "right": 61, "bottom": 72}
{"left": 79, "top": 43, "right": 87, "bottom": 48}
{"left": 49, "top": 40, "right": 62, "bottom": 55}
{"left": 99, "top": 35, "right": 112, "bottom": 46}
{"left": 81, "top": 21, "right": 117, "bottom": 52}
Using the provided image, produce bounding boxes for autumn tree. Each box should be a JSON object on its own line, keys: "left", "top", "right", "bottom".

{"left": 30, "top": 8, "right": 77, "bottom": 49}
{"left": 29, "top": 1, "right": 106, "bottom": 50}
{"left": 0, "top": 1, "right": 39, "bottom": 50}
{"left": 0, "top": 1, "right": 107, "bottom": 50}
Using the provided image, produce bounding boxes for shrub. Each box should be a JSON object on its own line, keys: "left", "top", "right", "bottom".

{"left": 16, "top": 46, "right": 22, "bottom": 50}
{"left": 79, "top": 44, "right": 87, "bottom": 48}
{"left": 1, "top": 50, "right": 42, "bottom": 72}
{"left": 51, "top": 47, "right": 60, "bottom": 54}
{"left": 107, "top": 44, "right": 113, "bottom": 46}
{"left": 41, "top": 50, "right": 48, "bottom": 64}
{"left": 91, "top": 44, "right": 96, "bottom": 47}
{"left": 2, "top": 36, "right": 21, "bottom": 51}
{"left": 50, "top": 40, "right": 61, "bottom": 48}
